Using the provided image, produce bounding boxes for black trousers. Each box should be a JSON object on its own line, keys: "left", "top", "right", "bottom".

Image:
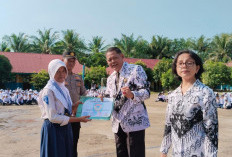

{"left": 71, "top": 122, "right": 80, "bottom": 157}
{"left": 114, "top": 125, "right": 145, "bottom": 157}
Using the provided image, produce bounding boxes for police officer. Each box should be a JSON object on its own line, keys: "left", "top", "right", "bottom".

{"left": 62, "top": 50, "right": 86, "bottom": 157}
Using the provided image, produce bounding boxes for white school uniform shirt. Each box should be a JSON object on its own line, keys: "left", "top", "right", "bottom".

{"left": 223, "top": 94, "right": 231, "bottom": 108}
{"left": 219, "top": 97, "right": 224, "bottom": 104}
{"left": 38, "top": 84, "right": 70, "bottom": 126}
{"left": 105, "top": 62, "right": 150, "bottom": 133}
{"left": 3, "top": 93, "right": 11, "bottom": 103}
{"left": 23, "top": 94, "right": 27, "bottom": 100}
{"left": 0, "top": 92, "right": 3, "bottom": 100}
{"left": 38, "top": 59, "right": 71, "bottom": 126}
{"left": 13, "top": 93, "right": 22, "bottom": 103}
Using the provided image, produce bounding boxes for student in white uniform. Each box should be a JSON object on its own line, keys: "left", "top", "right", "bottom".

{"left": 0, "top": 89, "right": 3, "bottom": 104}
{"left": 2, "top": 92, "right": 11, "bottom": 105}
{"left": 12, "top": 90, "right": 23, "bottom": 105}
{"left": 223, "top": 93, "right": 231, "bottom": 109}
{"left": 38, "top": 59, "right": 91, "bottom": 157}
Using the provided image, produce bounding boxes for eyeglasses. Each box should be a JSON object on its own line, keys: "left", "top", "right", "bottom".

{"left": 177, "top": 61, "right": 195, "bottom": 68}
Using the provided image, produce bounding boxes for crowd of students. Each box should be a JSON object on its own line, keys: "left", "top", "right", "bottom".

{"left": 86, "top": 88, "right": 105, "bottom": 97}
{"left": 2, "top": 87, "right": 232, "bottom": 110}
{"left": 215, "top": 92, "right": 232, "bottom": 109}
{"left": 155, "top": 91, "right": 232, "bottom": 109}
{"left": 0, "top": 87, "right": 106, "bottom": 105}
{"left": 0, "top": 88, "right": 38, "bottom": 105}
{"left": 155, "top": 91, "right": 167, "bottom": 102}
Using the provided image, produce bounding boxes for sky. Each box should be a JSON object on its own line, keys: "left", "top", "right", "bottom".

{"left": 0, "top": 0, "right": 232, "bottom": 44}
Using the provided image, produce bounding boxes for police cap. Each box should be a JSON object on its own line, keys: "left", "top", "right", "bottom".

{"left": 62, "top": 51, "right": 76, "bottom": 59}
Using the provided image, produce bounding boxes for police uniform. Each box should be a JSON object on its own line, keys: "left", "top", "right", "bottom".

{"left": 63, "top": 51, "right": 86, "bottom": 157}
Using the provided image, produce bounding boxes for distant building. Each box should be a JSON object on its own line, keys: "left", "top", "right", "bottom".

{"left": 0, "top": 52, "right": 83, "bottom": 89}
{"left": 0, "top": 52, "right": 160, "bottom": 90}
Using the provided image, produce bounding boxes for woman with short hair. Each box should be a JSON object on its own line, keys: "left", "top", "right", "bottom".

{"left": 160, "top": 50, "right": 218, "bottom": 157}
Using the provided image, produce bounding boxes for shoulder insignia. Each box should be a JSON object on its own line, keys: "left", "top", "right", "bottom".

{"left": 43, "top": 95, "right": 49, "bottom": 105}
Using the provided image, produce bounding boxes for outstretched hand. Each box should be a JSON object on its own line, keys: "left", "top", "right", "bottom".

{"left": 80, "top": 116, "right": 91, "bottom": 123}
{"left": 98, "top": 95, "right": 104, "bottom": 102}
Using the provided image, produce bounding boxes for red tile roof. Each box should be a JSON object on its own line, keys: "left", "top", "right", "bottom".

{"left": 0, "top": 52, "right": 83, "bottom": 74}
{"left": 0, "top": 52, "right": 160, "bottom": 75}
{"left": 106, "top": 58, "right": 160, "bottom": 74}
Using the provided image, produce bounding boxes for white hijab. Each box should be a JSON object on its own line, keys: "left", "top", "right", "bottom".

{"left": 38, "top": 59, "right": 72, "bottom": 112}
{"left": 48, "top": 59, "right": 67, "bottom": 81}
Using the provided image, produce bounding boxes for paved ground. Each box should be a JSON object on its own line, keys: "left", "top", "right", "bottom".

{"left": 0, "top": 93, "right": 231, "bottom": 157}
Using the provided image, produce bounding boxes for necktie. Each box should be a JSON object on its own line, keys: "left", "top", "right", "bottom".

{"left": 116, "top": 72, "right": 120, "bottom": 93}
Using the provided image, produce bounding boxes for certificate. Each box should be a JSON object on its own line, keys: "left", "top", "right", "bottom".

{"left": 76, "top": 96, "right": 114, "bottom": 120}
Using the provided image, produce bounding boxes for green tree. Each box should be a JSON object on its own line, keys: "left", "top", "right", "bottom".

{"left": 153, "top": 58, "right": 173, "bottom": 84}
{"left": 133, "top": 60, "right": 153, "bottom": 83}
{"left": 0, "top": 41, "right": 10, "bottom": 52}
{"left": 31, "top": 28, "right": 59, "bottom": 54}
{"left": 133, "top": 39, "right": 151, "bottom": 58}
{"left": 113, "top": 34, "right": 141, "bottom": 57}
{"left": 78, "top": 52, "right": 107, "bottom": 67}
{"left": 58, "top": 29, "right": 87, "bottom": 54}
{"left": 189, "top": 35, "right": 211, "bottom": 61}
{"left": 202, "top": 61, "right": 231, "bottom": 89}
{"left": 150, "top": 35, "right": 172, "bottom": 59}
{"left": 0, "top": 55, "right": 12, "bottom": 88}
{"left": 84, "top": 66, "right": 108, "bottom": 89}
{"left": 30, "top": 70, "right": 49, "bottom": 90}
{"left": 161, "top": 69, "right": 180, "bottom": 90}
{"left": 209, "top": 34, "right": 232, "bottom": 62}
{"left": 89, "top": 53, "right": 107, "bottom": 67}
{"left": 169, "top": 38, "right": 192, "bottom": 57}
{"left": 3, "top": 33, "right": 30, "bottom": 52}
{"left": 88, "top": 36, "right": 108, "bottom": 53}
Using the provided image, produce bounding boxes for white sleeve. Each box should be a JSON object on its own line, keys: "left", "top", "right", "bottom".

{"left": 42, "top": 89, "right": 70, "bottom": 126}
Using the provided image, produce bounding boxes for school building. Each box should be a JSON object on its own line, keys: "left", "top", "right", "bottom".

{"left": 0, "top": 52, "right": 160, "bottom": 90}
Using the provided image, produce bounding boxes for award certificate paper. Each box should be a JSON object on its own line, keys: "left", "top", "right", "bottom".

{"left": 76, "top": 96, "right": 113, "bottom": 120}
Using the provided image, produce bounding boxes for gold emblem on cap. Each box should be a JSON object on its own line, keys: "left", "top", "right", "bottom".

{"left": 70, "top": 52, "right": 75, "bottom": 56}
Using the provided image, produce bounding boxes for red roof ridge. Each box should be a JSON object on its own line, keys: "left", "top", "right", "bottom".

{"left": 0, "top": 51, "right": 83, "bottom": 74}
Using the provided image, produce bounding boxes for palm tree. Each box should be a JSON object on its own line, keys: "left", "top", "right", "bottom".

{"left": 169, "top": 38, "right": 191, "bottom": 56}
{"left": 209, "top": 34, "right": 232, "bottom": 62}
{"left": 59, "top": 29, "right": 87, "bottom": 54}
{"left": 189, "top": 35, "right": 211, "bottom": 61}
{"left": 113, "top": 34, "right": 141, "bottom": 57}
{"left": 0, "top": 41, "right": 10, "bottom": 52}
{"left": 88, "top": 36, "right": 108, "bottom": 53}
{"left": 149, "top": 35, "right": 171, "bottom": 59}
{"left": 31, "top": 28, "right": 59, "bottom": 54}
{"left": 133, "top": 39, "right": 151, "bottom": 58}
{"left": 3, "top": 33, "right": 30, "bottom": 52}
